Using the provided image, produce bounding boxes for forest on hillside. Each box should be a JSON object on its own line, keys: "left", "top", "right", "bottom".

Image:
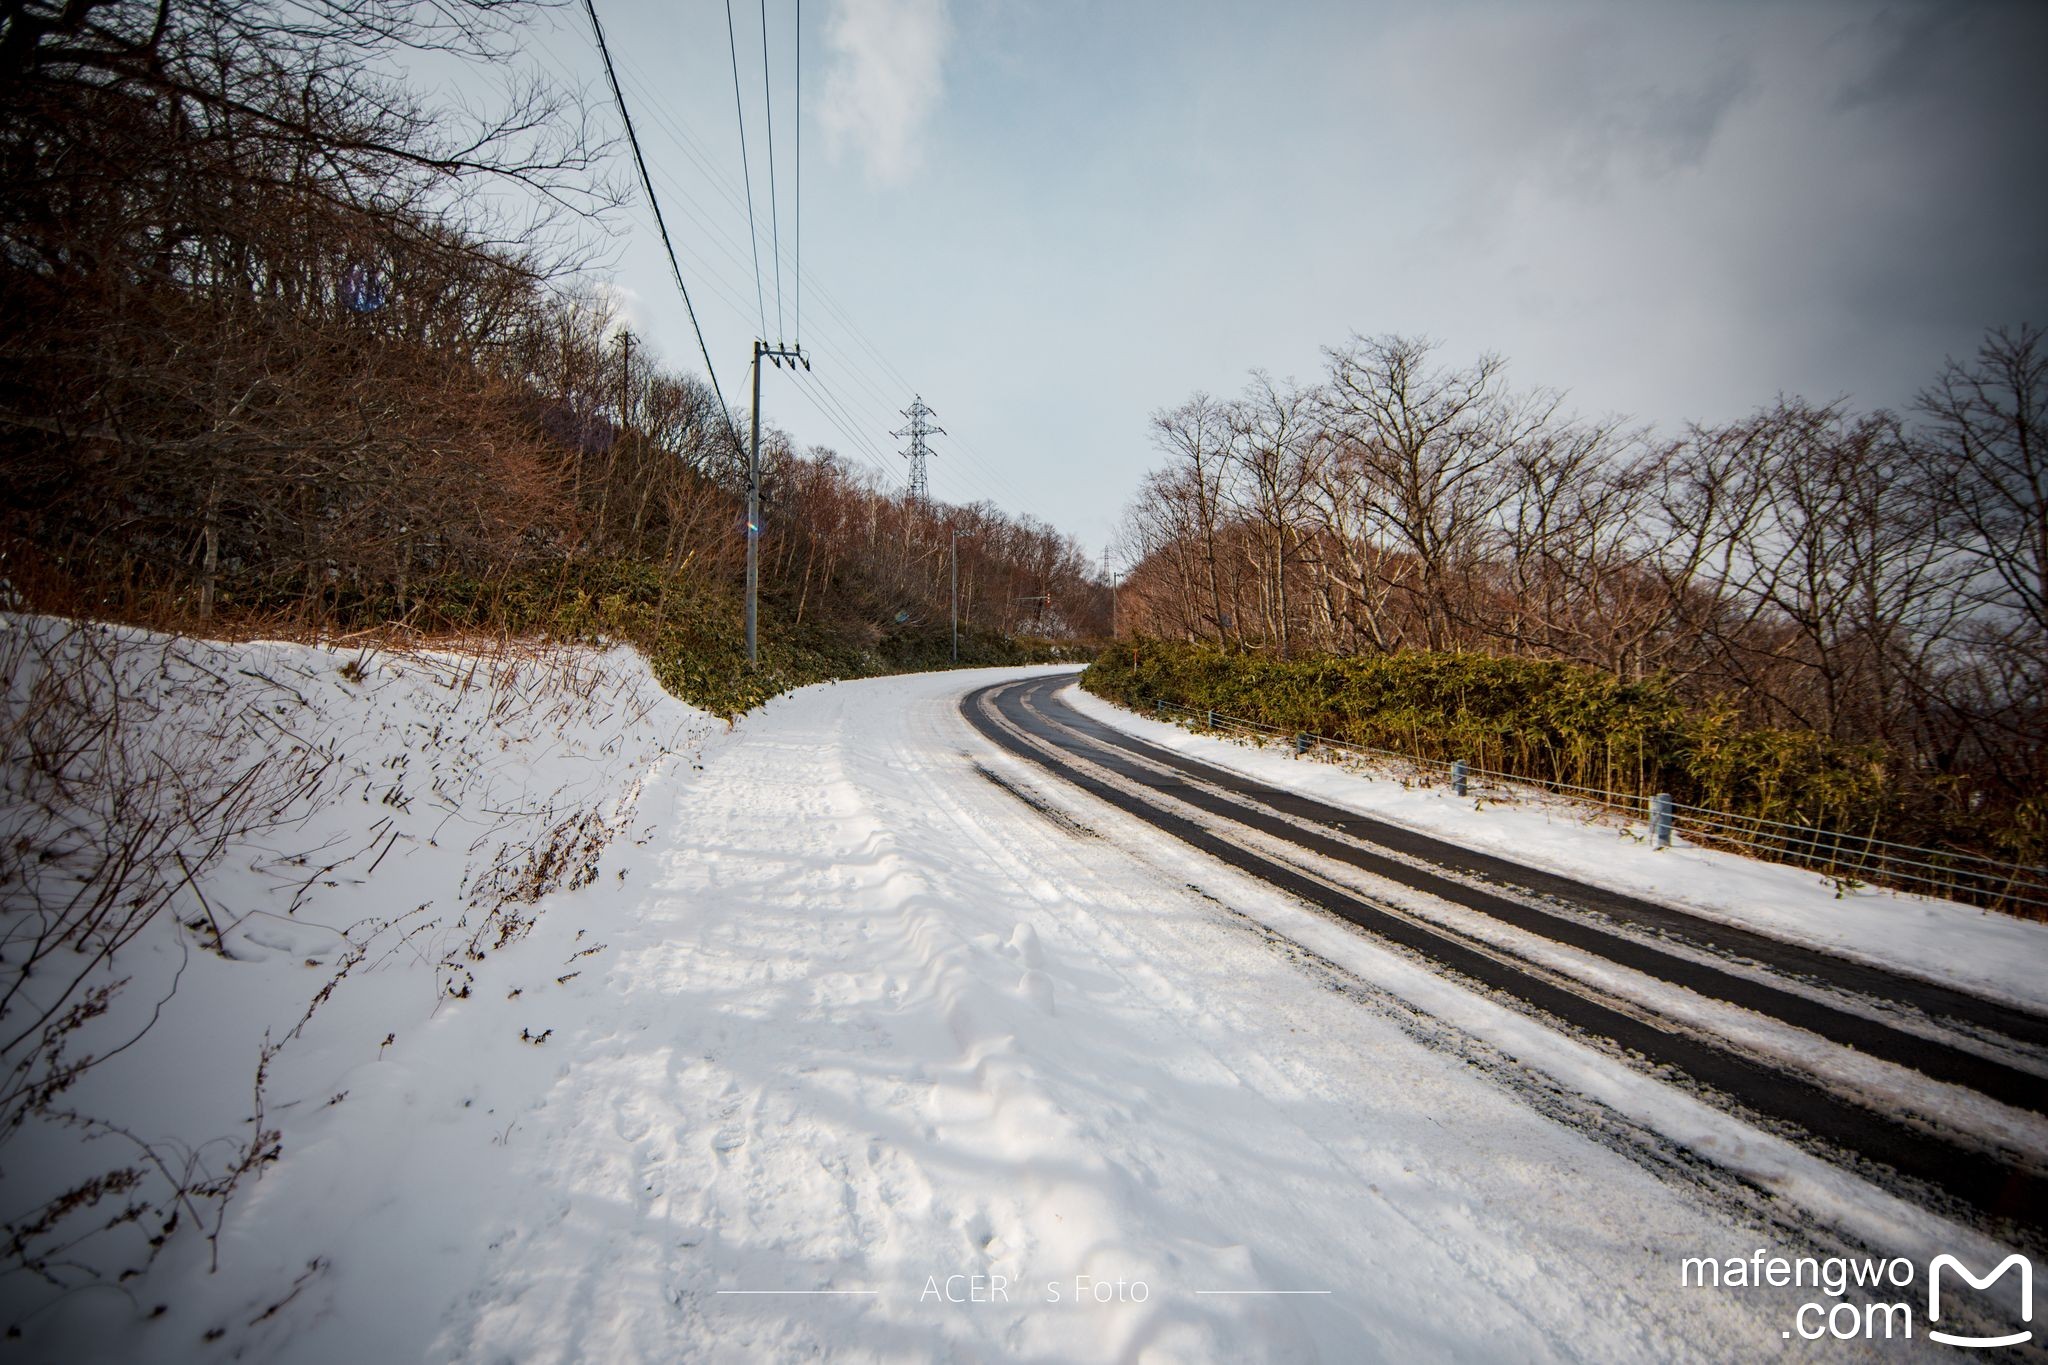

{"left": 1112, "top": 331, "right": 2045, "bottom": 870}
{"left": 2, "top": 0, "right": 2037, "bottom": 847}
{"left": 0, "top": 0, "right": 1107, "bottom": 712}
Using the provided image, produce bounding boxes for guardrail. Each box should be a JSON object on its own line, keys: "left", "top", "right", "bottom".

{"left": 1140, "top": 697, "right": 2048, "bottom": 915}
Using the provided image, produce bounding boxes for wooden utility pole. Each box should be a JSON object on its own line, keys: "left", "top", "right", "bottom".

{"left": 952, "top": 529, "right": 974, "bottom": 663}
{"left": 746, "top": 339, "right": 809, "bottom": 664}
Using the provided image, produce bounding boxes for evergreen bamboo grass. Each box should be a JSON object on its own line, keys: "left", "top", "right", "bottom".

{"left": 71, "top": 552, "right": 1084, "bottom": 719}
{"left": 423, "top": 562, "right": 1084, "bottom": 717}
{"left": 1083, "top": 640, "right": 2042, "bottom": 915}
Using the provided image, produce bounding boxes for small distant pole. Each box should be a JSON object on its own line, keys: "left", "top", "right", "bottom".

{"left": 951, "top": 528, "right": 974, "bottom": 664}
{"left": 1651, "top": 792, "right": 1674, "bottom": 850}
{"left": 1452, "top": 759, "right": 1468, "bottom": 797}
{"left": 1103, "top": 547, "right": 1118, "bottom": 639}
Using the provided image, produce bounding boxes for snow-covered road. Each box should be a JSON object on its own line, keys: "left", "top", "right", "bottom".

{"left": 177, "top": 663, "right": 1939, "bottom": 1362}
{"left": 969, "top": 676, "right": 2048, "bottom": 1230}
{"left": 24, "top": 655, "right": 2031, "bottom": 1361}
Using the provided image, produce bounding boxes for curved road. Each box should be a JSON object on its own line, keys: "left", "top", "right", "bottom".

{"left": 965, "top": 674, "right": 2048, "bottom": 1241}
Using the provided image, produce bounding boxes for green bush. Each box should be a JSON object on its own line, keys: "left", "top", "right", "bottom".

{"left": 1083, "top": 640, "right": 2014, "bottom": 884}
{"left": 391, "top": 560, "right": 1086, "bottom": 718}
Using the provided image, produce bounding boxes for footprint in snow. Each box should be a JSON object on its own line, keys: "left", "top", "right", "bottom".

{"left": 1005, "top": 923, "right": 1044, "bottom": 969}
{"left": 1017, "top": 968, "right": 1055, "bottom": 1016}
{"left": 612, "top": 1097, "right": 651, "bottom": 1144}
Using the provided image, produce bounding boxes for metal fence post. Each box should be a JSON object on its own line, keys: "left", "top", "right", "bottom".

{"left": 1452, "top": 759, "right": 1468, "bottom": 797}
{"left": 1651, "top": 792, "right": 1673, "bottom": 850}
{"left": 1294, "top": 732, "right": 1310, "bottom": 756}
{"left": 1207, "top": 708, "right": 1216, "bottom": 730}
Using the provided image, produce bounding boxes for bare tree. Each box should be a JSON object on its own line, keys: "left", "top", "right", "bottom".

{"left": 1224, "top": 373, "right": 1324, "bottom": 655}
{"left": 1919, "top": 324, "right": 2047, "bottom": 644}
{"left": 1148, "top": 394, "right": 1237, "bottom": 643}
{"left": 1493, "top": 416, "right": 1662, "bottom": 674}
{"left": 1320, "top": 335, "right": 1558, "bottom": 651}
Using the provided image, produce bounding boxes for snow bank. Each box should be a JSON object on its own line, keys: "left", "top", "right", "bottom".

{"left": 1065, "top": 682, "right": 2048, "bottom": 1014}
{"left": 0, "top": 616, "right": 712, "bottom": 1346}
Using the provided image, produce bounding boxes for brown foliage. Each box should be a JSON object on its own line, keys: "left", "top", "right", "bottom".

{"left": 1115, "top": 331, "right": 2047, "bottom": 833}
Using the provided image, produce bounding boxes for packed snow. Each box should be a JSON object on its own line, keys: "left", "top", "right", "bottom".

{"left": 4, "top": 635, "right": 2024, "bottom": 1361}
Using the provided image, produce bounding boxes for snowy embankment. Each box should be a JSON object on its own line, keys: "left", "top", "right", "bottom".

{"left": 1, "top": 617, "right": 712, "bottom": 1354}
{"left": 1064, "top": 684, "right": 2048, "bottom": 1015}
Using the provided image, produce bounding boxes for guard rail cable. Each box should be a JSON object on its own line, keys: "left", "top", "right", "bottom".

{"left": 1135, "top": 697, "right": 2047, "bottom": 914}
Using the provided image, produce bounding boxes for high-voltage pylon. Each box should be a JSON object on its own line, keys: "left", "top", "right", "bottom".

{"left": 893, "top": 395, "right": 944, "bottom": 505}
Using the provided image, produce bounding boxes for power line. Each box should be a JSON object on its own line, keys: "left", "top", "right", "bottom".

{"left": 569, "top": 24, "right": 1038, "bottom": 514}
{"left": 594, "top": 60, "right": 902, "bottom": 394}
{"left": 760, "top": 0, "right": 784, "bottom": 341}
{"left": 795, "top": 0, "right": 802, "bottom": 345}
{"left": 794, "top": 367, "right": 898, "bottom": 475}
{"left": 598, "top": 163, "right": 904, "bottom": 484}
{"left": 773, "top": 354, "right": 884, "bottom": 465}
{"left": 542, "top": 24, "right": 885, "bottom": 495}
{"left": 593, "top": 56, "right": 1041, "bottom": 509}
{"left": 579, "top": 0, "right": 743, "bottom": 457}
{"left": 558, "top": 78, "right": 895, "bottom": 484}
{"left": 723, "top": 0, "right": 769, "bottom": 341}
{"left": 804, "top": 377, "right": 892, "bottom": 468}
{"left": 776, "top": 269, "right": 1042, "bottom": 512}
{"left": 785, "top": 370, "right": 877, "bottom": 464}
{"left": 607, "top": 142, "right": 1017, "bottom": 509}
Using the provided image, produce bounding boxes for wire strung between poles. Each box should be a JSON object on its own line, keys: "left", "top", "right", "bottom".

{"left": 580, "top": 0, "right": 744, "bottom": 460}
{"left": 724, "top": 0, "right": 770, "bottom": 342}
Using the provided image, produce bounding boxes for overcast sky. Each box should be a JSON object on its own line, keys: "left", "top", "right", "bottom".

{"left": 528, "top": 0, "right": 2048, "bottom": 558}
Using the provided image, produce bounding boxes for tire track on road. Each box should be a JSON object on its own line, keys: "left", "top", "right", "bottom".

{"left": 963, "top": 678, "right": 2048, "bottom": 1241}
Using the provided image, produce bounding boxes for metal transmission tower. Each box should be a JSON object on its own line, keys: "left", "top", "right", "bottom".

{"left": 893, "top": 396, "right": 944, "bottom": 504}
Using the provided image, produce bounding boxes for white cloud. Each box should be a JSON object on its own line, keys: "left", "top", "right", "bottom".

{"left": 593, "top": 280, "right": 646, "bottom": 341}
{"left": 820, "top": 0, "right": 952, "bottom": 184}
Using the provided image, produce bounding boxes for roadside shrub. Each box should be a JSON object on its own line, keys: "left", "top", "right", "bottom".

{"left": 1084, "top": 640, "right": 2022, "bottom": 904}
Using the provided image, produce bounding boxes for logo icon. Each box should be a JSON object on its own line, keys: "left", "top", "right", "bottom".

{"left": 1928, "top": 1253, "right": 2033, "bottom": 1349}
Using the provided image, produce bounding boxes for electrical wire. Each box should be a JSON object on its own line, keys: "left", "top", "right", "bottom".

{"left": 793, "top": 367, "right": 899, "bottom": 473}
{"left": 579, "top": 0, "right": 744, "bottom": 458}
{"left": 578, "top": 107, "right": 897, "bottom": 484}
{"left": 761, "top": 0, "right": 784, "bottom": 341}
{"left": 794, "top": 0, "right": 801, "bottom": 345}
{"left": 590, "top": 58, "right": 902, "bottom": 490}
{"left": 724, "top": 0, "right": 769, "bottom": 342}
{"left": 600, "top": 55, "right": 1043, "bottom": 511}
{"left": 570, "top": 25, "right": 1041, "bottom": 513}
{"left": 565, "top": 76, "right": 884, "bottom": 485}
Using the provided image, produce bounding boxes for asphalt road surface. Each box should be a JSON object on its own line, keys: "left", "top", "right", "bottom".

{"left": 965, "top": 674, "right": 2048, "bottom": 1242}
